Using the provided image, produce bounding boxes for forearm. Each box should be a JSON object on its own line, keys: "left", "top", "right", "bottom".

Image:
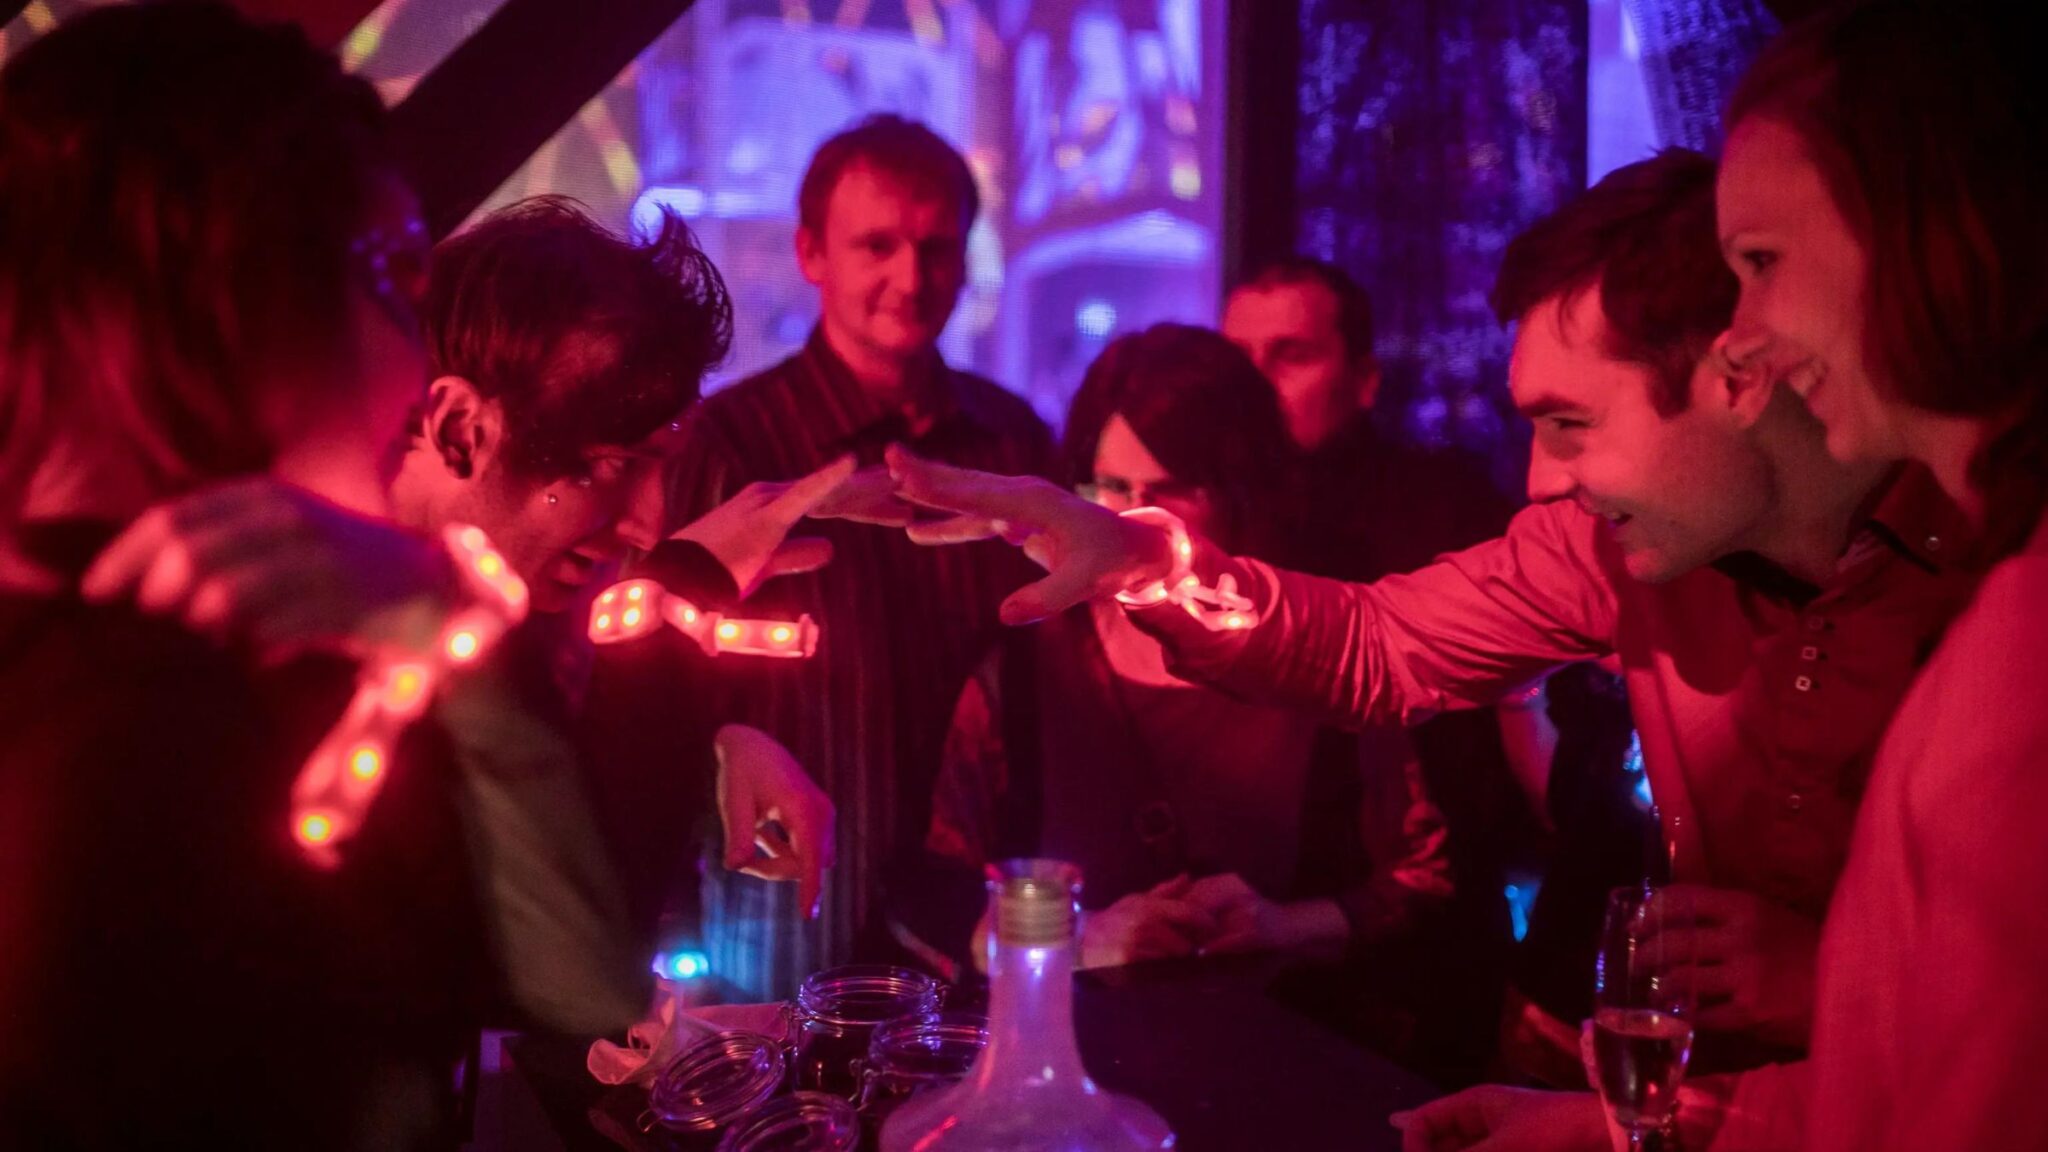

{"left": 1128, "top": 508, "right": 1614, "bottom": 729}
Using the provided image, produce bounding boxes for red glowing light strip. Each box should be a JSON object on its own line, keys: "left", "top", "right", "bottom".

{"left": 289, "top": 524, "right": 528, "bottom": 867}
{"left": 588, "top": 578, "right": 817, "bottom": 659}
{"left": 1112, "top": 507, "right": 1259, "bottom": 632}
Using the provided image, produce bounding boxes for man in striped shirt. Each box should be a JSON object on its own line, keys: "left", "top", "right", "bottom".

{"left": 666, "top": 115, "right": 1053, "bottom": 999}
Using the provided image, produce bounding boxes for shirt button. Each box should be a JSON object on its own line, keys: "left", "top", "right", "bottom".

{"left": 1787, "top": 792, "right": 1804, "bottom": 812}
{"left": 1926, "top": 535, "right": 1942, "bottom": 552}
{"left": 1795, "top": 675, "right": 1814, "bottom": 692}
{"left": 1801, "top": 645, "right": 1820, "bottom": 661}
{"left": 1806, "top": 616, "right": 1827, "bottom": 633}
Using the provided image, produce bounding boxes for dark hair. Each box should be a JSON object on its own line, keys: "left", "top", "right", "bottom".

{"left": 1060, "top": 324, "right": 1302, "bottom": 559}
{"left": 0, "top": 3, "right": 394, "bottom": 513}
{"left": 1729, "top": 0, "right": 2048, "bottom": 558}
{"left": 1236, "top": 256, "right": 1377, "bottom": 364}
{"left": 423, "top": 195, "right": 732, "bottom": 475}
{"left": 1490, "top": 148, "right": 1734, "bottom": 416}
{"left": 797, "top": 114, "right": 980, "bottom": 238}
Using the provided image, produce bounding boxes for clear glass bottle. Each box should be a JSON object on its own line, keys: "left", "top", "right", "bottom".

{"left": 878, "top": 859, "right": 1176, "bottom": 1151}
{"left": 713, "top": 1090, "right": 861, "bottom": 1152}
{"left": 790, "top": 964, "right": 941, "bottom": 1099}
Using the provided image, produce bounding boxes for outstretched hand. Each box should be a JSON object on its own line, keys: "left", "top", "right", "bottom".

{"left": 885, "top": 446, "right": 1175, "bottom": 624}
{"left": 673, "top": 455, "right": 920, "bottom": 600}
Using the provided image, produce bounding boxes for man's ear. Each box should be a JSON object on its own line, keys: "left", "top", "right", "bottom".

{"left": 419, "top": 375, "right": 502, "bottom": 480}
{"left": 1702, "top": 354, "right": 1778, "bottom": 430}
{"left": 1354, "top": 355, "right": 1384, "bottom": 413}
{"left": 795, "top": 223, "right": 827, "bottom": 290}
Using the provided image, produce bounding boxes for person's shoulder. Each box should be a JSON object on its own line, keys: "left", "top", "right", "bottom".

{"left": 695, "top": 353, "right": 808, "bottom": 418}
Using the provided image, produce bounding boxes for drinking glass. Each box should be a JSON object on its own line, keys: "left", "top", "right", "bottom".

{"left": 1592, "top": 886, "right": 1697, "bottom": 1149}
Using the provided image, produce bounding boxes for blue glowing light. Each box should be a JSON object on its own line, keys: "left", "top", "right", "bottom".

{"left": 1075, "top": 298, "right": 1117, "bottom": 339}
{"left": 651, "top": 950, "right": 710, "bottom": 980}
{"left": 1624, "top": 730, "right": 1655, "bottom": 811}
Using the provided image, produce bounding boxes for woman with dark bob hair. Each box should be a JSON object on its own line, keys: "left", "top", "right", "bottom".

{"left": 890, "top": 324, "right": 1502, "bottom": 1081}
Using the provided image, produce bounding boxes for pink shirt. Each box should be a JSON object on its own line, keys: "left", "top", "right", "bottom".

{"left": 1138, "top": 469, "right": 1976, "bottom": 927}
{"left": 1802, "top": 514, "right": 2048, "bottom": 1149}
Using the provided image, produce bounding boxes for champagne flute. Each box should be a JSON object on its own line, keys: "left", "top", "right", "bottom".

{"left": 1592, "top": 886, "right": 1696, "bottom": 1149}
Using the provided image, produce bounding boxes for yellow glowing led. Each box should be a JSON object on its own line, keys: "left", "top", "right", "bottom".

{"left": 595, "top": 614, "right": 613, "bottom": 631}
{"left": 459, "top": 526, "right": 487, "bottom": 552}
{"left": 297, "top": 812, "right": 335, "bottom": 845}
{"left": 1224, "top": 614, "right": 1247, "bottom": 630}
{"left": 349, "top": 746, "right": 383, "bottom": 781}
{"left": 622, "top": 608, "right": 643, "bottom": 628}
{"left": 717, "top": 622, "right": 742, "bottom": 642}
{"left": 627, "top": 585, "right": 644, "bottom": 601}
{"left": 477, "top": 553, "right": 503, "bottom": 578}
{"left": 447, "top": 630, "right": 481, "bottom": 661}
{"left": 385, "top": 665, "right": 428, "bottom": 708}
{"left": 769, "top": 625, "right": 794, "bottom": 645}
{"left": 600, "top": 589, "right": 617, "bottom": 605}
{"left": 681, "top": 607, "right": 699, "bottom": 624}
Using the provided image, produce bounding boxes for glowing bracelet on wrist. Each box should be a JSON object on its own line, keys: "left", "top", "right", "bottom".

{"left": 1111, "top": 506, "right": 1259, "bottom": 631}
{"left": 289, "top": 523, "right": 528, "bottom": 867}
{"left": 587, "top": 578, "right": 818, "bottom": 659}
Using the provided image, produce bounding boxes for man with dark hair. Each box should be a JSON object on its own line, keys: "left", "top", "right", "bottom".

{"left": 1225, "top": 256, "right": 1381, "bottom": 453}
{"left": 886, "top": 148, "right": 1979, "bottom": 1097}
{"left": 1225, "top": 256, "right": 1528, "bottom": 1088}
{"left": 666, "top": 115, "right": 1053, "bottom": 998}
{"left": 1223, "top": 255, "right": 1511, "bottom": 582}
{"left": 393, "top": 195, "right": 730, "bottom": 613}
{"left": 389, "top": 196, "right": 841, "bottom": 992}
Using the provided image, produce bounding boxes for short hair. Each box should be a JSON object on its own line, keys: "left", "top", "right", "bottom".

{"left": 1236, "top": 257, "right": 1377, "bottom": 365}
{"left": 796, "top": 114, "right": 980, "bottom": 237}
{"left": 0, "top": 3, "right": 393, "bottom": 510}
{"left": 1490, "top": 148, "right": 1734, "bottom": 416}
{"left": 1729, "top": 0, "right": 2048, "bottom": 558}
{"left": 423, "top": 196, "right": 732, "bottom": 476}
{"left": 1060, "top": 324, "right": 1303, "bottom": 560}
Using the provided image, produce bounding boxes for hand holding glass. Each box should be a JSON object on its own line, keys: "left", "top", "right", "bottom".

{"left": 1592, "top": 887, "right": 1697, "bottom": 1147}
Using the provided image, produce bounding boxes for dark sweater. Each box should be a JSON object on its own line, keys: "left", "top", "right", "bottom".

{"left": 0, "top": 526, "right": 487, "bottom": 1150}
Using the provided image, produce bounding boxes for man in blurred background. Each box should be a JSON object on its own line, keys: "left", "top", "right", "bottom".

{"left": 665, "top": 114, "right": 1053, "bottom": 999}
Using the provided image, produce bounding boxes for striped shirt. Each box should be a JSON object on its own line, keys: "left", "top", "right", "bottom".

{"left": 666, "top": 328, "right": 1053, "bottom": 1000}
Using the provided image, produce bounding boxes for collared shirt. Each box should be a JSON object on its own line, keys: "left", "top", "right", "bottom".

{"left": 665, "top": 329, "right": 1052, "bottom": 999}
{"left": 1138, "top": 464, "right": 1978, "bottom": 931}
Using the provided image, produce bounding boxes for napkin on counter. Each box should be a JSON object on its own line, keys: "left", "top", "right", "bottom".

{"left": 586, "top": 980, "right": 791, "bottom": 1087}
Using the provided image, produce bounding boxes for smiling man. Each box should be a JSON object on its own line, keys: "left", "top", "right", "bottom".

{"left": 885, "top": 148, "right": 1979, "bottom": 1093}
{"left": 666, "top": 115, "right": 1053, "bottom": 999}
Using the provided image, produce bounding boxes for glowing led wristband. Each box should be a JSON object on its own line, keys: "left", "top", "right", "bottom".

{"left": 1111, "top": 506, "right": 1258, "bottom": 632}
{"left": 587, "top": 578, "right": 818, "bottom": 659}
{"left": 289, "top": 523, "right": 528, "bottom": 867}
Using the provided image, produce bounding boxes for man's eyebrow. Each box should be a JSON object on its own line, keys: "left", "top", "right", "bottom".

{"left": 1517, "top": 393, "right": 1584, "bottom": 419}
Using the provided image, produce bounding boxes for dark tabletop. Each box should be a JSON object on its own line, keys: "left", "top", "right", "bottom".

{"left": 502, "top": 952, "right": 1440, "bottom": 1151}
